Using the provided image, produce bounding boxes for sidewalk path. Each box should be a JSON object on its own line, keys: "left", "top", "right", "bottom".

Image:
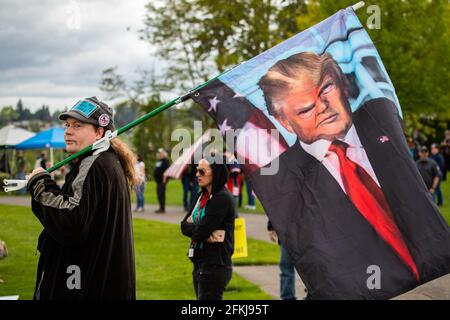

{"left": 1, "top": 196, "right": 449, "bottom": 300}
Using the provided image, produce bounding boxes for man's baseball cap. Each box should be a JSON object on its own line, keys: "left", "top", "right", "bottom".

{"left": 59, "top": 97, "right": 115, "bottom": 131}
{"left": 430, "top": 143, "right": 439, "bottom": 149}
{"left": 419, "top": 145, "right": 428, "bottom": 153}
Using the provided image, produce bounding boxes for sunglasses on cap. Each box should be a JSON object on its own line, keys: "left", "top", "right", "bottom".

{"left": 71, "top": 100, "right": 100, "bottom": 118}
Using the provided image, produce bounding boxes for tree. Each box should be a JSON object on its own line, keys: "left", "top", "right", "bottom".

{"left": 141, "top": 0, "right": 307, "bottom": 84}
{"left": 100, "top": 66, "right": 183, "bottom": 168}
{"left": 15, "top": 99, "right": 32, "bottom": 121}
{"left": 34, "top": 105, "right": 52, "bottom": 122}
{"left": 0, "top": 106, "right": 19, "bottom": 126}
{"left": 139, "top": 0, "right": 307, "bottom": 129}
{"left": 16, "top": 99, "right": 23, "bottom": 119}
{"left": 132, "top": 94, "right": 177, "bottom": 175}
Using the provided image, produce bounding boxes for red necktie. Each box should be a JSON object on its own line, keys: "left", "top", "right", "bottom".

{"left": 328, "top": 140, "right": 420, "bottom": 282}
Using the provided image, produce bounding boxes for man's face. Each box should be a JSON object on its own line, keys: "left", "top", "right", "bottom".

{"left": 419, "top": 151, "right": 428, "bottom": 160}
{"left": 431, "top": 147, "right": 439, "bottom": 155}
{"left": 275, "top": 73, "right": 352, "bottom": 144}
{"left": 63, "top": 118, "right": 104, "bottom": 154}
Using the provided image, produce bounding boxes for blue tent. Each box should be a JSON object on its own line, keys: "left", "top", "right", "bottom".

{"left": 15, "top": 127, "right": 66, "bottom": 167}
{"left": 15, "top": 127, "right": 65, "bottom": 150}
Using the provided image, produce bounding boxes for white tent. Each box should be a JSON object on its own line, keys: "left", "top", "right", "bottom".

{"left": 0, "top": 125, "right": 35, "bottom": 148}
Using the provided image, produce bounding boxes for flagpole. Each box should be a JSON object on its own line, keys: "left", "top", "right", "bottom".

{"left": 3, "top": 2, "right": 364, "bottom": 192}
{"left": 352, "top": 1, "right": 365, "bottom": 11}
{"left": 2, "top": 68, "right": 236, "bottom": 192}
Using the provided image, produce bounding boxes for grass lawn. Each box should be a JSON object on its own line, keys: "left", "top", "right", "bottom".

{"left": 1, "top": 178, "right": 449, "bottom": 300}
{"left": 438, "top": 178, "right": 450, "bottom": 223}
{"left": 0, "top": 204, "right": 277, "bottom": 300}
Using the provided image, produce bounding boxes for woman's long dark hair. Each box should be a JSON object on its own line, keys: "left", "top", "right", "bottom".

{"left": 201, "top": 154, "right": 229, "bottom": 195}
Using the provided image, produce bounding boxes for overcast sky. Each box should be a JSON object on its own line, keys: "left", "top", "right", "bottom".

{"left": 0, "top": 0, "right": 158, "bottom": 112}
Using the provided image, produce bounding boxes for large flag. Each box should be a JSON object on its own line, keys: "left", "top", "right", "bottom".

{"left": 190, "top": 7, "right": 450, "bottom": 299}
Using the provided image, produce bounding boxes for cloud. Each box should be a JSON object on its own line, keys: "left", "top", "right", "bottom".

{"left": 0, "top": 0, "right": 159, "bottom": 112}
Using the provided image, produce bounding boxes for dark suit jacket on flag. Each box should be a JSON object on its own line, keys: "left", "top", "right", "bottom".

{"left": 190, "top": 7, "right": 450, "bottom": 299}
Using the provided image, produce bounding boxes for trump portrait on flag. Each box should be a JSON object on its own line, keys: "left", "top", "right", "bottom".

{"left": 190, "top": 6, "right": 450, "bottom": 299}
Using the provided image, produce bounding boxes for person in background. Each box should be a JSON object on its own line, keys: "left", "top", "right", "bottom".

{"left": 15, "top": 150, "right": 28, "bottom": 195}
{"left": 226, "top": 158, "right": 241, "bottom": 218}
{"left": 181, "top": 164, "right": 198, "bottom": 212}
{"left": 181, "top": 155, "right": 235, "bottom": 300}
{"left": 134, "top": 154, "right": 146, "bottom": 212}
{"left": 0, "top": 152, "right": 11, "bottom": 175}
{"left": 416, "top": 146, "right": 440, "bottom": 199}
{"left": 407, "top": 137, "right": 419, "bottom": 161}
{"left": 430, "top": 143, "right": 445, "bottom": 207}
{"left": 441, "top": 130, "right": 450, "bottom": 181}
{"left": 244, "top": 174, "right": 256, "bottom": 210}
{"left": 267, "top": 220, "right": 297, "bottom": 300}
{"left": 153, "top": 148, "right": 170, "bottom": 213}
{"left": 34, "top": 152, "right": 48, "bottom": 170}
{"left": 238, "top": 171, "right": 244, "bottom": 209}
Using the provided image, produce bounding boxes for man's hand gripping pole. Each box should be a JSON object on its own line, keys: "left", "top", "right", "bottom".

{"left": 3, "top": 130, "right": 118, "bottom": 192}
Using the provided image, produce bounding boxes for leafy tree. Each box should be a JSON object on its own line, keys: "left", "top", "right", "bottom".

{"left": 16, "top": 99, "right": 24, "bottom": 119}
{"left": 141, "top": 0, "right": 306, "bottom": 84}
{"left": 14, "top": 99, "right": 32, "bottom": 121}
{"left": 34, "top": 105, "right": 52, "bottom": 122}
{"left": 0, "top": 106, "right": 19, "bottom": 126}
{"left": 139, "top": 0, "right": 307, "bottom": 130}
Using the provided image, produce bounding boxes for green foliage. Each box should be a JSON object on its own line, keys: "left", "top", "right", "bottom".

{"left": 16, "top": 99, "right": 32, "bottom": 122}
{"left": 1, "top": 100, "right": 62, "bottom": 127}
{"left": 141, "top": 0, "right": 307, "bottom": 83}
{"left": 0, "top": 106, "right": 19, "bottom": 126}
{"left": 132, "top": 94, "right": 172, "bottom": 174}
{"left": 33, "top": 105, "right": 52, "bottom": 122}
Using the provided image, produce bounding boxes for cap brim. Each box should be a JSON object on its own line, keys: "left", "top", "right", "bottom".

{"left": 59, "top": 111, "right": 98, "bottom": 126}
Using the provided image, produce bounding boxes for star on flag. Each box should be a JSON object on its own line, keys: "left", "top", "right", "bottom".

{"left": 218, "top": 119, "right": 232, "bottom": 135}
{"left": 208, "top": 96, "right": 220, "bottom": 113}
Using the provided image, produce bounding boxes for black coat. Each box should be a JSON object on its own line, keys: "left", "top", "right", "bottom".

{"left": 153, "top": 158, "right": 170, "bottom": 183}
{"left": 252, "top": 97, "right": 450, "bottom": 299}
{"left": 27, "top": 149, "right": 135, "bottom": 300}
{"left": 181, "top": 186, "right": 235, "bottom": 267}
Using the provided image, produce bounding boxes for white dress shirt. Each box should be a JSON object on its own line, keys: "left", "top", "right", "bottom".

{"left": 300, "top": 125, "right": 381, "bottom": 194}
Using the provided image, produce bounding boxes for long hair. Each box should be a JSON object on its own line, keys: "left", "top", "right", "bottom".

{"left": 110, "top": 138, "right": 140, "bottom": 188}
{"left": 201, "top": 154, "right": 229, "bottom": 195}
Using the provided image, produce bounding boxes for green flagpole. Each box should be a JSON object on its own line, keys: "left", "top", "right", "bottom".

{"left": 3, "top": 0, "right": 367, "bottom": 192}
{"left": 3, "top": 69, "right": 230, "bottom": 192}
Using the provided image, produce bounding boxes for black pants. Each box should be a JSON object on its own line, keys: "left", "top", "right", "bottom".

{"left": 192, "top": 264, "right": 232, "bottom": 300}
{"left": 156, "top": 182, "right": 166, "bottom": 211}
